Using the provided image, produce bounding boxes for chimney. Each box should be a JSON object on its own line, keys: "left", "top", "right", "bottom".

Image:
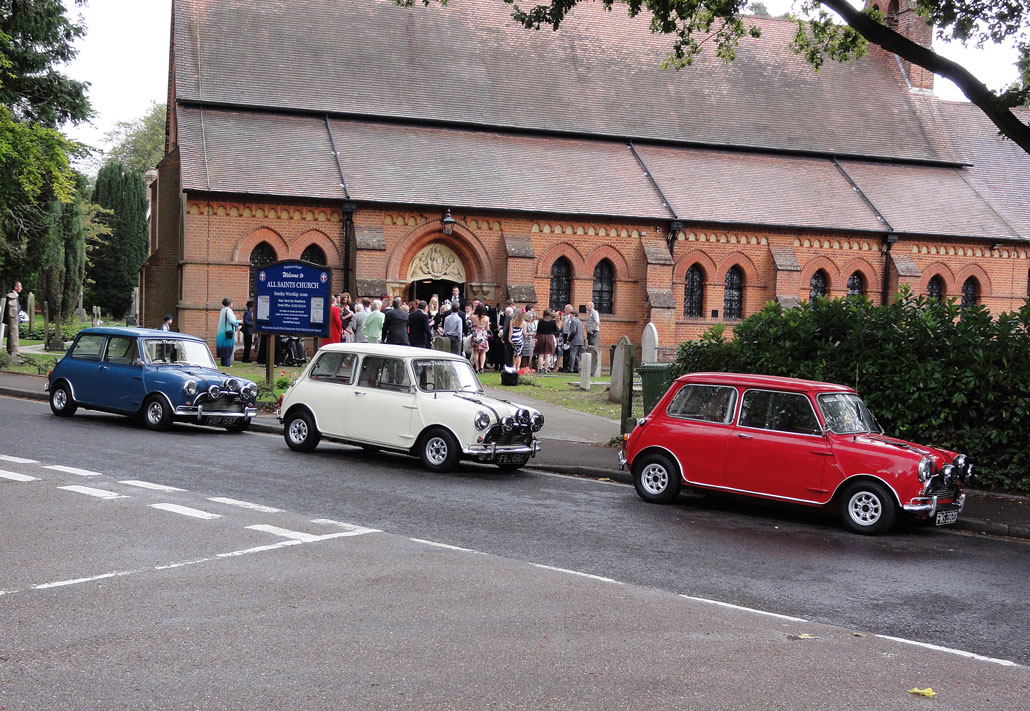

{"left": 867, "top": 0, "right": 935, "bottom": 92}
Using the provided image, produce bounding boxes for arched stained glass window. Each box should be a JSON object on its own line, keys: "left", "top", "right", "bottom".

{"left": 927, "top": 275, "right": 944, "bottom": 300}
{"left": 847, "top": 271, "right": 865, "bottom": 297}
{"left": 592, "top": 259, "right": 614, "bottom": 314}
{"left": 549, "top": 257, "right": 572, "bottom": 312}
{"left": 300, "top": 244, "right": 327, "bottom": 265}
{"left": 249, "top": 241, "right": 277, "bottom": 296}
{"left": 684, "top": 264, "right": 704, "bottom": 318}
{"left": 961, "top": 277, "right": 979, "bottom": 309}
{"left": 723, "top": 266, "right": 744, "bottom": 320}
{"left": 809, "top": 269, "right": 828, "bottom": 300}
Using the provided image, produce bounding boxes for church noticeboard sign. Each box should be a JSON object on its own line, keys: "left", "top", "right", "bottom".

{"left": 254, "top": 260, "right": 331, "bottom": 337}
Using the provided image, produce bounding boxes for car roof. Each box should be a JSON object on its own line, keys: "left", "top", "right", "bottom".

{"left": 315, "top": 342, "right": 468, "bottom": 361}
{"left": 77, "top": 326, "right": 204, "bottom": 341}
{"left": 678, "top": 372, "right": 857, "bottom": 394}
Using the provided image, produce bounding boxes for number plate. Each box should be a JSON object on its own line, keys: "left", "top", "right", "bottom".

{"left": 496, "top": 453, "right": 530, "bottom": 465}
{"left": 935, "top": 509, "right": 959, "bottom": 526}
{"left": 205, "top": 416, "right": 237, "bottom": 427}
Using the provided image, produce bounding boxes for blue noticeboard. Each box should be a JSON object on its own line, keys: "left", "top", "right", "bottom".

{"left": 253, "top": 260, "right": 332, "bottom": 337}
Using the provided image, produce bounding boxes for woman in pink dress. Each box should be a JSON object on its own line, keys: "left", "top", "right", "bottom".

{"left": 471, "top": 303, "right": 490, "bottom": 373}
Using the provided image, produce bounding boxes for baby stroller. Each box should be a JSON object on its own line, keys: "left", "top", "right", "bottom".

{"left": 278, "top": 334, "right": 308, "bottom": 366}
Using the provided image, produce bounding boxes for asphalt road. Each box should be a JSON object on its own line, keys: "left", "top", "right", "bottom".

{"left": 2, "top": 396, "right": 1028, "bottom": 708}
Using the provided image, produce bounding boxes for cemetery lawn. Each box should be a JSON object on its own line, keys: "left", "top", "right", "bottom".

{"left": 476, "top": 371, "right": 644, "bottom": 421}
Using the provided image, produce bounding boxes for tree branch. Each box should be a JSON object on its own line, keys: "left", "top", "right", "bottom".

{"left": 817, "top": 0, "right": 1030, "bottom": 154}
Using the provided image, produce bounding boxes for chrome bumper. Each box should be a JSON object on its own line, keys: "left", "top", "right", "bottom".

{"left": 618, "top": 449, "right": 627, "bottom": 470}
{"left": 174, "top": 404, "right": 257, "bottom": 420}
{"left": 464, "top": 438, "right": 541, "bottom": 459}
{"left": 903, "top": 492, "right": 966, "bottom": 518}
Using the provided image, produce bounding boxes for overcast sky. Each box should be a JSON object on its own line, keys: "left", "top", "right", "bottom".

{"left": 60, "top": 0, "right": 1019, "bottom": 157}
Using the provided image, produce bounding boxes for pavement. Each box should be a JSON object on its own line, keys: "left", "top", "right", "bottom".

{"left": 2, "top": 367, "right": 1028, "bottom": 540}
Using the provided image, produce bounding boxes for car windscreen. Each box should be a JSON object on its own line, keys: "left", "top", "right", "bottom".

{"left": 142, "top": 338, "right": 218, "bottom": 369}
{"left": 412, "top": 358, "right": 482, "bottom": 393}
{"left": 817, "top": 392, "right": 878, "bottom": 434}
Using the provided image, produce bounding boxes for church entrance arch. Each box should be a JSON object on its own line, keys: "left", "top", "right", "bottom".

{"left": 405, "top": 242, "right": 467, "bottom": 304}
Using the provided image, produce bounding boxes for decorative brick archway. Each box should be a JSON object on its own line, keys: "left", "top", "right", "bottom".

{"left": 386, "top": 220, "right": 495, "bottom": 291}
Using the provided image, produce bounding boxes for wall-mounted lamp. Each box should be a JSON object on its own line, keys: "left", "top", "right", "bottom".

{"left": 990, "top": 242, "right": 1003, "bottom": 251}
{"left": 442, "top": 209, "right": 456, "bottom": 236}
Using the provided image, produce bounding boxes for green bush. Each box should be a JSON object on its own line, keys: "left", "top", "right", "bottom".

{"left": 23, "top": 323, "right": 79, "bottom": 342}
{"left": 674, "top": 289, "right": 1030, "bottom": 492}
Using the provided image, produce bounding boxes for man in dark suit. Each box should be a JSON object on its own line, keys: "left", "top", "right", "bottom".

{"left": 449, "top": 285, "right": 464, "bottom": 314}
{"left": 407, "top": 300, "right": 432, "bottom": 348}
{"left": 381, "top": 296, "right": 410, "bottom": 345}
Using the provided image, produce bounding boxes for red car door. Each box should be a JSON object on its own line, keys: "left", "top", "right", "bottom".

{"left": 722, "top": 388, "right": 833, "bottom": 503}
{"left": 648, "top": 383, "right": 739, "bottom": 486}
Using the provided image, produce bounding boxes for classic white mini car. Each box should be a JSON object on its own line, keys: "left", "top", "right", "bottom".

{"left": 277, "top": 343, "right": 544, "bottom": 472}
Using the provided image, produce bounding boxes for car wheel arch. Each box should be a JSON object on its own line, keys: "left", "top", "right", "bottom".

{"left": 139, "top": 390, "right": 175, "bottom": 416}
{"left": 411, "top": 423, "right": 463, "bottom": 457}
{"left": 283, "top": 403, "right": 319, "bottom": 431}
{"left": 829, "top": 474, "right": 902, "bottom": 509}
{"left": 631, "top": 445, "right": 687, "bottom": 483}
{"left": 51, "top": 378, "right": 77, "bottom": 402}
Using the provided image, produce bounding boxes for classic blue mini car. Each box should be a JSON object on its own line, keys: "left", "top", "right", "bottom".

{"left": 46, "top": 327, "right": 258, "bottom": 432}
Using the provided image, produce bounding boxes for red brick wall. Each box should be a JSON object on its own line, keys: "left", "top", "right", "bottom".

{"left": 159, "top": 195, "right": 1030, "bottom": 364}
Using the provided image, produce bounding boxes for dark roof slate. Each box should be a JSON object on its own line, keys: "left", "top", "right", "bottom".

{"left": 174, "top": 0, "right": 953, "bottom": 162}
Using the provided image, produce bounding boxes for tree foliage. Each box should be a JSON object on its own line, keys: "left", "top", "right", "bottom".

{"left": 404, "top": 1, "right": 1030, "bottom": 153}
{"left": 103, "top": 100, "right": 166, "bottom": 175}
{"left": 674, "top": 290, "right": 1030, "bottom": 492}
{"left": 0, "top": 0, "right": 90, "bottom": 297}
{"left": 89, "top": 160, "right": 146, "bottom": 318}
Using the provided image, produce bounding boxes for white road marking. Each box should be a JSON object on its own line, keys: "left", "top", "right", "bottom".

{"left": 148, "top": 503, "right": 221, "bottom": 519}
{"left": 33, "top": 570, "right": 135, "bottom": 589}
{"left": 0, "top": 454, "right": 39, "bottom": 464}
{"left": 120, "top": 480, "right": 186, "bottom": 492}
{"left": 531, "top": 563, "right": 622, "bottom": 584}
{"left": 45, "top": 465, "right": 102, "bottom": 477}
{"left": 876, "top": 634, "right": 1018, "bottom": 667}
{"left": 207, "top": 496, "right": 282, "bottom": 513}
{"left": 217, "top": 540, "right": 301, "bottom": 557}
{"left": 310, "top": 519, "right": 382, "bottom": 535}
{"left": 0, "top": 469, "right": 38, "bottom": 482}
{"left": 680, "top": 595, "right": 808, "bottom": 623}
{"left": 247, "top": 525, "right": 322, "bottom": 543}
{"left": 58, "top": 485, "right": 127, "bottom": 500}
{"left": 410, "top": 538, "right": 481, "bottom": 553}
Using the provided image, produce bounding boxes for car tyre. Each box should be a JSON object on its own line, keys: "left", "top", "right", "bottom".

{"left": 142, "top": 395, "right": 173, "bottom": 431}
{"left": 49, "top": 382, "right": 77, "bottom": 417}
{"left": 418, "top": 427, "right": 460, "bottom": 472}
{"left": 284, "top": 410, "right": 320, "bottom": 452}
{"left": 840, "top": 480, "right": 897, "bottom": 535}
{"left": 224, "top": 420, "right": 250, "bottom": 433}
{"left": 632, "top": 452, "right": 682, "bottom": 504}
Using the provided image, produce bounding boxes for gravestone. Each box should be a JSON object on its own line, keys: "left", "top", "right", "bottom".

{"left": 578, "top": 351, "right": 592, "bottom": 392}
{"left": 129, "top": 287, "right": 140, "bottom": 325}
{"left": 609, "top": 335, "right": 632, "bottom": 403}
{"left": 641, "top": 322, "right": 659, "bottom": 363}
{"left": 584, "top": 345, "right": 602, "bottom": 378}
{"left": 74, "top": 288, "right": 87, "bottom": 322}
{"left": 92, "top": 305, "right": 102, "bottom": 326}
{"left": 25, "top": 292, "right": 35, "bottom": 326}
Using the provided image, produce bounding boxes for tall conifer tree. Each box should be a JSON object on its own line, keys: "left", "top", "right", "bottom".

{"left": 89, "top": 161, "right": 147, "bottom": 317}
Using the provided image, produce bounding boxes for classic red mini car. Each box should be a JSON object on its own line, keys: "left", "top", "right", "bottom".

{"left": 621, "top": 373, "right": 971, "bottom": 534}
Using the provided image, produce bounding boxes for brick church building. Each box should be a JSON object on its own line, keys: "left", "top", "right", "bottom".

{"left": 142, "top": 0, "right": 1030, "bottom": 361}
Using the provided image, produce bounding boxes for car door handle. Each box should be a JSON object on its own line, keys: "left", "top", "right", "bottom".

{"left": 810, "top": 451, "right": 834, "bottom": 456}
{"left": 737, "top": 433, "right": 752, "bottom": 439}
{"left": 354, "top": 391, "right": 365, "bottom": 396}
{"left": 98, "top": 365, "right": 108, "bottom": 371}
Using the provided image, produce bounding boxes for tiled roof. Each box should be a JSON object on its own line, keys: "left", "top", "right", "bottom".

{"left": 636, "top": 145, "right": 887, "bottom": 233}
{"left": 839, "top": 160, "right": 1023, "bottom": 241}
{"left": 935, "top": 102, "right": 1030, "bottom": 240}
{"left": 178, "top": 107, "right": 670, "bottom": 218}
{"left": 174, "top": 0, "right": 953, "bottom": 162}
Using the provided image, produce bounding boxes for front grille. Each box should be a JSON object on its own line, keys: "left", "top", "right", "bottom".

{"left": 483, "top": 424, "right": 533, "bottom": 446}
{"left": 198, "top": 397, "right": 243, "bottom": 413}
{"left": 926, "top": 480, "right": 959, "bottom": 499}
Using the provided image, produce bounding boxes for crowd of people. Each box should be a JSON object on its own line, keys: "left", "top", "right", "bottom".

{"left": 216, "top": 286, "right": 601, "bottom": 375}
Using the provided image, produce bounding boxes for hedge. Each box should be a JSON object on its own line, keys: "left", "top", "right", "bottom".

{"left": 673, "top": 288, "right": 1030, "bottom": 492}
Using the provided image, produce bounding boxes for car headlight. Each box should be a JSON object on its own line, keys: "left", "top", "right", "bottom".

{"left": 939, "top": 464, "right": 956, "bottom": 486}
{"left": 207, "top": 383, "right": 222, "bottom": 400}
{"left": 952, "top": 454, "right": 967, "bottom": 470}
{"left": 225, "top": 378, "right": 240, "bottom": 393}
{"left": 517, "top": 408, "right": 531, "bottom": 425}
{"left": 474, "top": 411, "right": 490, "bottom": 431}
{"left": 242, "top": 383, "right": 258, "bottom": 399}
{"left": 183, "top": 379, "right": 199, "bottom": 397}
{"left": 501, "top": 415, "right": 514, "bottom": 432}
{"left": 917, "top": 457, "right": 933, "bottom": 482}
{"left": 530, "top": 412, "right": 544, "bottom": 432}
